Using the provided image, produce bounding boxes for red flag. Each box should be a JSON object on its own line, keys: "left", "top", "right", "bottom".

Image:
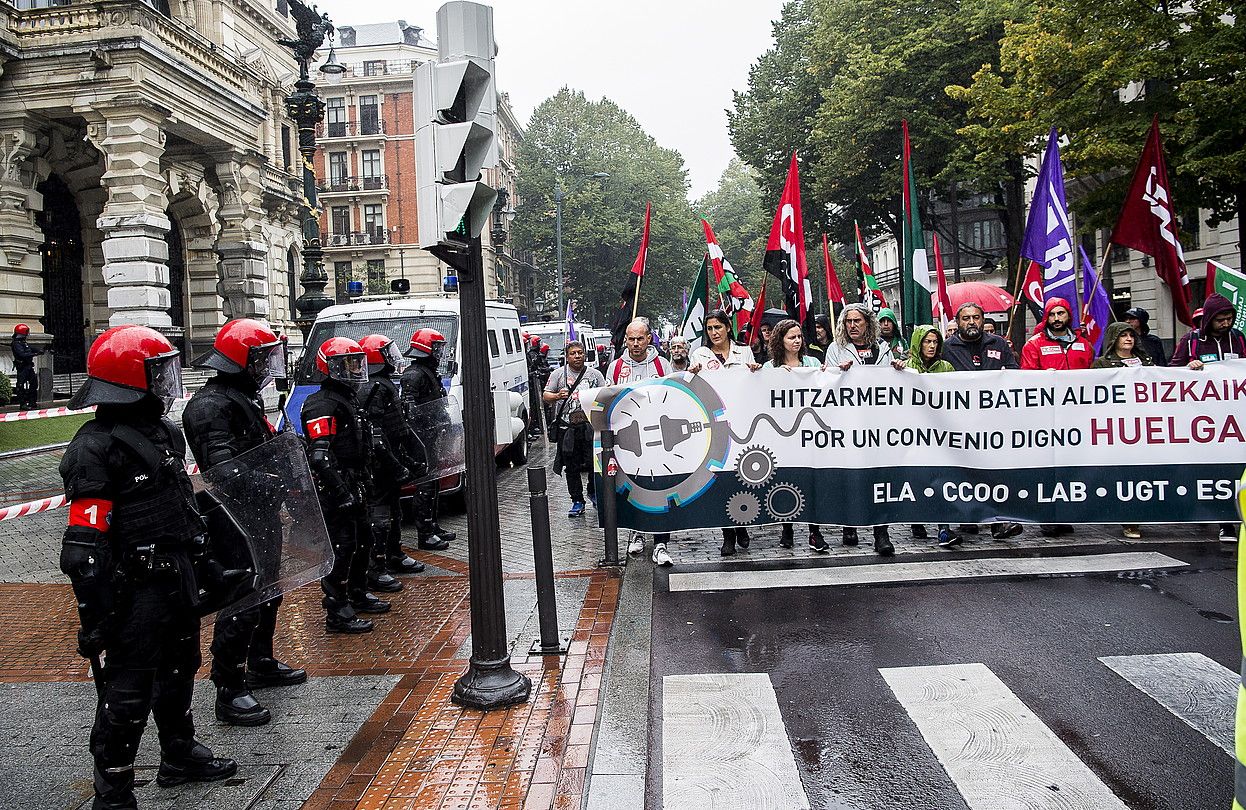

{"left": 1108, "top": 117, "right": 1193, "bottom": 326}
{"left": 855, "top": 221, "right": 888, "bottom": 312}
{"left": 763, "top": 153, "right": 811, "bottom": 324}
{"left": 629, "top": 202, "right": 651, "bottom": 277}
{"left": 1206, "top": 260, "right": 1218, "bottom": 300}
{"left": 931, "top": 232, "right": 954, "bottom": 332}
{"left": 747, "top": 282, "right": 767, "bottom": 347}
{"left": 1021, "top": 259, "right": 1045, "bottom": 319}
{"left": 822, "top": 234, "right": 845, "bottom": 310}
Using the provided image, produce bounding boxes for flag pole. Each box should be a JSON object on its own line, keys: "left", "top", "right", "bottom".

{"left": 630, "top": 273, "right": 642, "bottom": 321}
{"left": 1005, "top": 255, "right": 1026, "bottom": 332}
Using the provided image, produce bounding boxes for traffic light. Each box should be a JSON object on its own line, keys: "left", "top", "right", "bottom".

{"left": 415, "top": 2, "right": 498, "bottom": 251}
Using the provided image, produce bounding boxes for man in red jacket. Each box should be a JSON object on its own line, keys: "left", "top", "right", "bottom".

{"left": 1020, "top": 297, "right": 1095, "bottom": 370}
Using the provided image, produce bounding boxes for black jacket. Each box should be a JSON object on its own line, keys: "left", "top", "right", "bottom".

{"left": 182, "top": 375, "right": 274, "bottom": 469}
{"left": 943, "top": 332, "right": 1019, "bottom": 371}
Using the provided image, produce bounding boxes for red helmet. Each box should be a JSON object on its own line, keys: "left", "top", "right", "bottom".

{"left": 359, "top": 333, "right": 405, "bottom": 374}
{"left": 316, "top": 337, "right": 368, "bottom": 387}
{"left": 69, "top": 325, "right": 182, "bottom": 411}
{"left": 196, "top": 318, "right": 285, "bottom": 389}
{"left": 528, "top": 334, "right": 540, "bottom": 347}
{"left": 407, "top": 328, "right": 446, "bottom": 360}
{"left": 13, "top": 324, "right": 29, "bottom": 336}
{"left": 539, "top": 343, "right": 550, "bottom": 355}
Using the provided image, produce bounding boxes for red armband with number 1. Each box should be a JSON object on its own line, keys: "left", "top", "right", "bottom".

{"left": 69, "top": 498, "right": 113, "bottom": 532}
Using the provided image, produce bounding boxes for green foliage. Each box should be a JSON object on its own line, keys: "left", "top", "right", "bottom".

{"left": 0, "top": 373, "right": 10, "bottom": 406}
{"left": 512, "top": 89, "right": 701, "bottom": 325}
{"left": 694, "top": 159, "right": 770, "bottom": 290}
{"left": 951, "top": 0, "right": 1246, "bottom": 245}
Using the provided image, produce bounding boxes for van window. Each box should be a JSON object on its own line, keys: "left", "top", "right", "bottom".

{"left": 487, "top": 330, "right": 499, "bottom": 358}
{"left": 297, "top": 314, "right": 458, "bottom": 383}
{"left": 502, "top": 329, "right": 513, "bottom": 354}
{"left": 512, "top": 328, "right": 521, "bottom": 353}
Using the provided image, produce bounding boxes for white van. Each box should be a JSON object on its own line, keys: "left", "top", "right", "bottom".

{"left": 284, "top": 295, "right": 531, "bottom": 468}
{"left": 527, "top": 321, "right": 594, "bottom": 366}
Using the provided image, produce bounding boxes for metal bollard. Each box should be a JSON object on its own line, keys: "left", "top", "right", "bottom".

{"left": 598, "top": 429, "right": 621, "bottom": 566}
{"left": 528, "top": 466, "right": 567, "bottom": 655}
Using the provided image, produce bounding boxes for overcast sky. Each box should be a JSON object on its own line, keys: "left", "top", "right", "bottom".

{"left": 316, "top": 0, "right": 787, "bottom": 198}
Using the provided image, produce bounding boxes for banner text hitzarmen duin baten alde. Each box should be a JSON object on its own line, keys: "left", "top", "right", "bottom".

{"left": 580, "top": 364, "right": 1246, "bottom": 531}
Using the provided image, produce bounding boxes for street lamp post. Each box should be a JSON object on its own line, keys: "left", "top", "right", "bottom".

{"left": 277, "top": 0, "right": 345, "bottom": 339}
{"left": 553, "top": 172, "right": 609, "bottom": 316}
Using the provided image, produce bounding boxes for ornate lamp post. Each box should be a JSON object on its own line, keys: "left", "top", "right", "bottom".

{"left": 277, "top": 0, "right": 345, "bottom": 338}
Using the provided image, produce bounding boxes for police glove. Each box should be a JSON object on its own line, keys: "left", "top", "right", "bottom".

{"left": 394, "top": 465, "right": 414, "bottom": 486}
{"left": 339, "top": 490, "right": 361, "bottom": 513}
{"left": 77, "top": 625, "right": 108, "bottom": 659}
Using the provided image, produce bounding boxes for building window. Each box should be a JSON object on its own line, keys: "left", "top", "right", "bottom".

{"left": 276, "top": 0, "right": 288, "bottom": 16}
{"left": 359, "top": 96, "right": 380, "bottom": 135}
{"left": 331, "top": 206, "right": 350, "bottom": 238}
{"left": 361, "top": 150, "right": 381, "bottom": 188}
{"left": 363, "top": 60, "right": 385, "bottom": 76}
{"left": 334, "top": 261, "right": 353, "bottom": 303}
{"left": 281, "top": 125, "right": 292, "bottom": 170}
{"left": 1180, "top": 208, "right": 1202, "bottom": 250}
{"left": 960, "top": 219, "right": 1003, "bottom": 252}
{"left": 366, "top": 259, "right": 386, "bottom": 295}
{"left": 364, "top": 204, "right": 384, "bottom": 242}
{"left": 328, "top": 152, "right": 348, "bottom": 188}
{"left": 287, "top": 248, "right": 299, "bottom": 319}
{"left": 1111, "top": 244, "right": 1130, "bottom": 264}
{"left": 326, "top": 98, "right": 347, "bottom": 137}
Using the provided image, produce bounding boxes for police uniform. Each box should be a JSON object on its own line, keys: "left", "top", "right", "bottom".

{"left": 360, "top": 370, "right": 425, "bottom": 576}
{"left": 12, "top": 328, "right": 44, "bottom": 408}
{"left": 400, "top": 356, "right": 454, "bottom": 548}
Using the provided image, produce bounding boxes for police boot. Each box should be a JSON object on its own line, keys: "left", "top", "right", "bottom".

{"left": 246, "top": 657, "right": 308, "bottom": 689}
{"left": 387, "top": 552, "right": 425, "bottom": 574}
{"left": 214, "top": 686, "right": 271, "bottom": 726}
{"left": 323, "top": 594, "right": 373, "bottom": 634}
{"left": 430, "top": 522, "right": 457, "bottom": 543}
{"left": 366, "top": 562, "right": 404, "bottom": 593}
{"left": 417, "top": 528, "right": 450, "bottom": 551}
{"left": 92, "top": 761, "right": 139, "bottom": 810}
{"left": 350, "top": 589, "right": 392, "bottom": 614}
{"left": 155, "top": 739, "right": 237, "bottom": 788}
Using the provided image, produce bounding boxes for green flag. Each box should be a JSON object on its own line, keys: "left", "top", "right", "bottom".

{"left": 680, "top": 255, "right": 710, "bottom": 342}
{"left": 901, "top": 121, "right": 933, "bottom": 330}
{"left": 1210, "top": 260, "right": 1246, "bottom": 333}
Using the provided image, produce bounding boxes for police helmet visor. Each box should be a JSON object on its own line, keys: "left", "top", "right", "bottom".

{"left": 247, "top": 341, "right": 287, "bottom": 390}
{"left": 326, "top": 353, "right": 368, "bottom": 387}
{"left": 380, "top": 340, "right": 407, "bottom": 373}
{"left": 145, "top": 351, "right": 184, "bottom": 413}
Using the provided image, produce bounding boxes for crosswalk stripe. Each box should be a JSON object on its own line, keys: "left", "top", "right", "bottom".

{"left": 881, "top": 662, "right": 1129, "bottom": 810}
{"left": 1099, "top": 652, "right": 1236, "bottom": 755}
{"left": 662, "top": 673, "right": 810, "bottom": 810}
{"left": 667, "top": 550, "right": 1187, "bottom": 592}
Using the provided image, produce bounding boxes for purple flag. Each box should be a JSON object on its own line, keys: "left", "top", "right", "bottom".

{"left": 566, "top": 301, "right": 576, "bottom": 342}
{"left": 1021, "top": 128, "right": 1079, "bottom": 326}
{"left": 1080, "top": 247, "right": 1112, "bottom": 354}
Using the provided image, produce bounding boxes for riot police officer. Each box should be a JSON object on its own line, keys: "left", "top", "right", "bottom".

{"left": 60, "top": 325, "right": 236, "bottom": 809}
{"left": 11, "top": 323, "right": 45, "bottom": 408}
{"left": 359, "top": 334, "right": 425, "bottom": 581}
{"left": 301, "top": 337, "right": 388, "bottom": 633}
{"left": 400, "top": 329, "right": 454, "bottom": 550}
{"left": 182, "top": 319, "right": 307, "bottom": 727}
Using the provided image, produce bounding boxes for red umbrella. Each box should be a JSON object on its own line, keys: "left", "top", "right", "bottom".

{"left": 933, "top": 281, "right": 1015, "bottom": 314}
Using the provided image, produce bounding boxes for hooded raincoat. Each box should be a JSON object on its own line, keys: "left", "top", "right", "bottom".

{"left": 904, "top": 325, "right": 955, "bottom": 373}
{"left": 1091, "top": 322, "right": 1155, "bottom": 369}
{"left": 1020, "top": 297, "right": 1095, "bottom": 370}
{"left": 1168, "top": 293, "right": 1246, "bottom": 366}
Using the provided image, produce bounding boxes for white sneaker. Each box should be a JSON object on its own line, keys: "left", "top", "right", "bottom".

{"left": 1221, "top": 527, "right": 1238, "bottom": 543}
{"left": 627, "top": 532, "right": 644, "bottom": 556}
{"left": 652, "top": 543, "right": 673, "bottom": 566}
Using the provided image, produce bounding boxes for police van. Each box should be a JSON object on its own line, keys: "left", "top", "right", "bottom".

{"left": 527, "top": 320, "right": 595, "bottom": 366}
{"left": 281, "top": 296, "right": 531, "bottom": 472}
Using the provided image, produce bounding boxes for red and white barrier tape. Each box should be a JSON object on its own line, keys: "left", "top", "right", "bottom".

{"left": 0, "top": 405, "right": 96, "bottom": 423}
{"left": 0, "top": 462, "right": 200, "bottom": 521}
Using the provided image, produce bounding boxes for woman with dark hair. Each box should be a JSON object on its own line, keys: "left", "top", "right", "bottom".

{"left": 689, "top": 310, "right": 759, "bottom": 556}
{"left": 1092, "top": 322, "right": 1154, "bottom": 539}
{"left": 762, "top": 319, "right": 829, "bottom": 553}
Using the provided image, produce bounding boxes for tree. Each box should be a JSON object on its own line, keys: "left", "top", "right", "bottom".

{"left": 512, "top": 89, "right": 701, "bottom": 325}
{"left": 950, "top": 0, "right": 1246, "bottom": 268}
{"left": 694, "top": 159, "right": 770, "bottom": 290}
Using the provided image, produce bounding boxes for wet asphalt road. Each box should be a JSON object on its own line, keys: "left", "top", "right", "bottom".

{"left": 647, "top": 542, "right": 1237, "bottom": 810}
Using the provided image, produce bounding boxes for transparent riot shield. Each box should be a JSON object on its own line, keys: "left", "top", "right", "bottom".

{"left": 197, "top": 430, "right": 334, "bottom": 620}
{"left": 405, "top": 395, "right": 465, "bottom": 484}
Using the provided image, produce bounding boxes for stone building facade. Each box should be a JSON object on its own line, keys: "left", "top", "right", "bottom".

{"left": 312, "top": 20, "right": 534, "bottom": 314}
{"left": 0, "top": 0, "right": 311, "bottom": 377}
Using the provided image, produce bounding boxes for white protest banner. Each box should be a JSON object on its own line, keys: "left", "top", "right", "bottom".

{"left": 581, "top": 364, "right": 1246, "bottom": 531}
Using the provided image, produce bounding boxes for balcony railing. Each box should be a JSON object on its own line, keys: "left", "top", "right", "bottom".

{"left": 326, "top": 231, "right": 391, "bottom": 247}
{"left": 320, "top": 176, "right": 388, "bottom": 194}
{"left": 317, "top": 120, "right": 386, "bottom": 138}
{"left": 345, "top": 60, "right": 419, "bottom": 77}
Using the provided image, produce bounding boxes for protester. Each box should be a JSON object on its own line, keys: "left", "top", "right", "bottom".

{"left": 1169, "top": 293, "right": 1245, "bottom": 369}
{"left": 1020, "top": 298, "right": 1095, "bottom": 370}
{"left": 982, "top": 320, "right": 997, "bottom": 336}
{"left": 806, "top": 313, "right": 833, "bottom": 363}
{"left": 667, "top": 336, "right": 692, "bottom": 372}
{"left": 1123, "top": 307, "right": 1167, "bottom": 367}
{"left": 826, "top": 303, "right": 891, "bottom": 369}
{"left": 877, "top": 307, "right": 906, "bottom": 360}
{"left": 545, "top": 341, "right": 606, "bottom": 518}
{"left": 1168, "top": 293, "right": 1245, "bottom": 541}
{"left": 1091, "top": 322, "right": 1155, "bottom": 540}
{"left": 943, "top": 303, "right": 1023, "bottom": 540}
{"left": 611, "top": 318, "right": 677, "bottom": 565}
{"left": 762, "top": 319, "right": 830, "bottom": 553}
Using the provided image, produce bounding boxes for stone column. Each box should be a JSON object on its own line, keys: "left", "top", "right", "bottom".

{"left": 89, "top": 102, "right": 173, "bottom": 328}
{"left": 213, "top": 150, "right": 270, "bottom": 320}
{"left": 0, "top": 117, "right": 51, "bottom": 347}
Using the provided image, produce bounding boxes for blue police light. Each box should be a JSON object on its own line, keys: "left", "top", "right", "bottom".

{"left": 346, "top": 280, "right": 364, "bottom": 297}
{"left": 443, "top": 274, "right": 458, "bottom": 292}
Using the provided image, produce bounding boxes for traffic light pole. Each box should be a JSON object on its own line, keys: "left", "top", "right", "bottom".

{"left": 437, "top": 228, "right": 532, "bottom": 711}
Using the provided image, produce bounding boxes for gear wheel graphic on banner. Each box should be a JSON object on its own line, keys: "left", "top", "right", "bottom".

{"left": 586, "top": 374, "right": 730, "bottom": 513}
{"left": 766, "top": 483, "right": 805, "bottom": 521}
{"left": 726, "top": 491, "right": 761, "bottom": 525}
{"left": 736, "top": 445, "right": 777, "bottom": 488}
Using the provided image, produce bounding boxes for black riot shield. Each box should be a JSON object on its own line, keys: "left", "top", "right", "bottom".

{"left": 198, "top": 431, "right": 334, "bottom": 620}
